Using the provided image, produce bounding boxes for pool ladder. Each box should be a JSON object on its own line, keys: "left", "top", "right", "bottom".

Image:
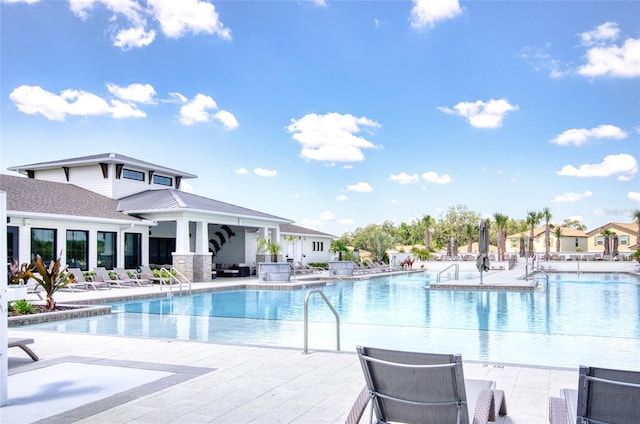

{"left": 159, "top": 266, "right": 192, "bottom": 294}
{"left": 303, "top": 289, "right": 340, "bottom": 354}
{"left": 436, "top": 263, "right": 459, "bottom": 283}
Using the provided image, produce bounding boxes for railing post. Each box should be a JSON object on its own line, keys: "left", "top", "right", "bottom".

{"left": 303, "top": 289, "right": 340, "bottom": 354}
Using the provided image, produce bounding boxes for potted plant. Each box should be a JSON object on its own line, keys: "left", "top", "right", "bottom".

{"left": 12, "top": 253, "right": 71, "bottom": 311}
{"left": 257, "top": 238, "right": 282, "bottom": 263}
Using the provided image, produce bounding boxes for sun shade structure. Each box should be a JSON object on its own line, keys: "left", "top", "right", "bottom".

{"left": 476, "top": 219, "right": 490, "bottom": 285}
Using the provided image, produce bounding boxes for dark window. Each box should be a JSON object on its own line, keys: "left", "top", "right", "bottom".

{"left": 125, "top": 232, "right": 142, "bottom": 269}
{"left": 153, "top": 175, "right": 173, "bottom": 186}
{"left": 312, "top": 241, "right": 324, "bottom": 252}
{"left": 123, "top": 169, "right": 145, "bottom": 181}
{"left": 575, "top": 238, "right": 579, "bottom": 247}
{"left": 66, "top": 230, "right": 89, "bottom": 271}
{"left": 31, "top": 228, "right": 56, "bottom": 264}
{"left": 97, "top": 231, "right": 117, "bottom": 269}
{"left": 7, "top": 226, "right": 18, "bottom": 265}
{"left": 150, "top": 238, "right": 175, "bottom": 265}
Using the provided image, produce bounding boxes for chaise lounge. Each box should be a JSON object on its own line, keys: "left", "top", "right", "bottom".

{"left": 8, "top": 337, "right": 39, "bottom": 361}
{"left": 347, "top": 345, "right": 507, "bottom": 424}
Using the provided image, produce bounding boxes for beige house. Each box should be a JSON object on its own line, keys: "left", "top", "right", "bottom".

{"left": 505, "top": 226, "right": 588, "bottom": 255}
{"left": 586, "top": 222, "right": 639, "bottom": 253}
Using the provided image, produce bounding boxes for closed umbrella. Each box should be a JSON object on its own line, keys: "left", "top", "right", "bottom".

{"left": 603, "top": 235, "right": 611, "bottom": 257}
{"left": 477, "top": 220, "right": 490, "bottom": 285}
{"left": 612, "top": 235, "right": 619, "bottom": 258}
{"left": 519, "top": 236, "right": 525, "bottom": 257}
{"left": 452, "top": 238, "right": 459, "bottom": 258}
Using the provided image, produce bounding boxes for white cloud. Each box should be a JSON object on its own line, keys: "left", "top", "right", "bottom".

{"left": 437, "top": 99, "right": 518, "bottom": 128}
{"left": 628, "top": 192, "right": 640, "bottom": 202}
{"left": 339, "top": 218, "right": 354, "bottom": 225}
{"left": 347, "top": 182, "right": 373, "bottom": 192}
{"left": 148, "top": 0, "right": 231, "bottom": 40}
{"left": 68, "top": 0, "right": 230, "bottom": 50}
{"left": 298, "top": 217, "right": 321, "bottom": 230}
{"left": 389, "top": 172, "right": 419, "bottom": 184}
{"left": 9, "top": 84, "right": 146, "bottom": 120}
{"left": 551, "top": 124, "right": 627, "bottom": 146}
{"left": 254, "top": 168, "right": 277, "bottom": 177}
{"left": 287, "top": 112, "right": 380, "bottom": 162}
{"left": 175, "top": 93, "right": 238, "bottom": 128}
{"left": 214, "top": 110, "right": 239, "bottom": 130}
{"left": 519, "top": 45, "right": 571, "bottom": 79}
{"left": 552, "top": 190, "right": 593, "bottom": 202}
{"left": 578, "top": 37, "right": 640, "bottom": 78}
{"left": 422, "top": 171, "right": 452, "bottom": 184}
{"left": 410, "top": 0, "right": 462, "bottom": 30}
{"left": 320, "top": 210, "right": 335, "bottom": 220}
{"left": 180, "top": 180, "right": 195, "bottom": 193}
{"left": 311, "top": 0, "right": 327, "bottom": 7}
{"left": 107, "top": 83, "right": 156, "bottom": 104}
{"left": 235, "top": 168, "right": 248, "bottom": 175}
{"left": 556, "top": 153, "right": 638, "bottom": 181}
{"left": 580, "top": 22, "right": 620, "bottom": 47}
{"left": 336, "top": 194, "right": 348, "bottom": 201}
{"left": 3, "top": 0, "right": 40, "bottom": 3}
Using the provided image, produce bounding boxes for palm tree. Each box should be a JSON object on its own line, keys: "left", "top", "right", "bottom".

{"left": 421, "top": 214, "right": 435, "bottom": 253}
{"left": 553, "top": 225, "right": 563, "bottom": 253}
{"left": 542, "top": 207, "right": 552, "bottom": 260}
{"left": 464, "top": 223, "right": 478, "bottom": 253}
{"left": 493, "top": 213, "right": 509, "bottom": 261}
{"left": 330, "top": 239, "right": 348, "bottom": 261}
{"left": 526, "top": 210, "right": 542, "bottom": 258}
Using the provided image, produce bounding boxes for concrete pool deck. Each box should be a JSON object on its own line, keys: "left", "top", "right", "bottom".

{"left": 4, "top": 260, "right": 639, "bottom": 423}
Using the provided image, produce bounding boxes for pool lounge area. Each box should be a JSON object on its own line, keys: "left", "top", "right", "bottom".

{"left": 5, "top": 260, "right": 640, "bottom": 423}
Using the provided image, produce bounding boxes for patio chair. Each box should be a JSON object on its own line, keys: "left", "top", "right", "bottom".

{"left": 138, "top": 265, "right": 163, "bottom": 284}
{"left": 67, "top": 268, "right": 111, "bottom": 291}
{"left": 8, "top": 337, "right": 39, "bottom": 361}
{"left": 548, "top": 365, "right": 640, "bottom": 424}
{"left": 93, "top": 267, "right": 136, "bottom": 288}
{"left": 114, "top": 267, "right": 152, "bottom": 287}
{"left": 347, "top": 346, "right": 507, "bottom": 424}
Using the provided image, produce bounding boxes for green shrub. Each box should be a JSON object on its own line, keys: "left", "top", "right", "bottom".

{"left": 9, "top": 299, "right": 37, "bottom": 315}
{"left": 308, "top": 262, "right": 328, "bottom": 269}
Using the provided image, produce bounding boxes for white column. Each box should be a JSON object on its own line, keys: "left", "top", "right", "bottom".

{"left": 175, "top": 219, "right": 190, "bottom": 253}
{"left": 195, "top": 221, "right": 208, "bottom": 254}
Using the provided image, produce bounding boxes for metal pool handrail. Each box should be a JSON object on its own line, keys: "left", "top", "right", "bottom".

{"left": 436, "top": 263, "right": 459, "bottom": 283}
{"left": 303, "top": 289, "right": 340, "bottom": 354}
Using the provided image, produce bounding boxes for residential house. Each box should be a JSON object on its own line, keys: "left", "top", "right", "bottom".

{"left": 505, "top": 226, "right": 588, "bottom": 256}
{"left": 2, "top": 153, "right": 308, "bottom": 281}
{"left": 279, "top": 223, "right": 335, "bottom": 264}
{"left": 586, "top": 222, "right": 638, "bottom": 254}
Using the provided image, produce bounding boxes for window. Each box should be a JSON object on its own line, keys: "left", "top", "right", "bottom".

{"left": 153, "top": 175, "right": 173, "bottom": 186}
{"left": 312, "top": 241, "right": 324, "bottom": 252}
{"left": 575, "top": 238, "right": 579, "bottom": 247}
{"left": 594, "top": 236, "right": 603, "bottom": 246}
{"left": 123, "top": 169, "right": 145, "bottom": 181}
{"left": 619, "top": 235, "right": 630, "bottom": 245}
{"left": 150, "top": 238, "right": 175, "bottom": 265}
{"left": 97, "top": 231, "right": 117, "bottom": 269}
{"left": 510, "top": 239, "right": 517, "bottom": 248}
{"left": 66, "top": 230, "right": 89, "bottom": 271}
{"left": 31, "top": 228, "right": 56, "bottom": 263}
{"left": 125, "top": 232, "right": 142, "bottom": 269}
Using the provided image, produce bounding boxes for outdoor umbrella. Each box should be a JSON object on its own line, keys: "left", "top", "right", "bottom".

{"left": 612, "top": 235, "right": 619, "bottom": 257}
{"left": 519, "top": 236, "right": 525, "bottom": 257}
{"left": 452, "top": 238, "right": 459, "bottom": 258}
{"left": 477, "top": 220, "right": 490, "bottom": 284}
{"left": 603, "top": 235, "right": 611, "bottom": 257}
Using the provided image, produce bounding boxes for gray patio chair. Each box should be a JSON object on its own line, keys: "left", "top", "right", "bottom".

{"left": 114, "top": 267, "right": 152, "bottom": 287}
{"left": 67, "top": 268, "right": 111, "bottom": 291}
{"left": 93, "top": 267, "right": 135, "bottom": 288}
{"left": 347, "top": 346, "right": 507, "bottom": 424}
{"left": 549, "top": 365, "right": 640, "bottom": 424}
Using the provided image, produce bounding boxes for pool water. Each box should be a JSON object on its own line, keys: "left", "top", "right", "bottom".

{"left": 22, "top": 272, "right": 640, "bottom": 369}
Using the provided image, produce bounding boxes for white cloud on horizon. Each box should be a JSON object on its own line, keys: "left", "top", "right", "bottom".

{"left": 347, "top": 182, "right": 373, "bottom": 192}
{"left": 628, "top": 191, "right": 640, "bottom": 202}
{"left": 235, "top": 168, "right": 249, "bottom": 175}
{"left": 410, "top": 0, "right": 462, "bottom": 30}
{"left": 336, "top": 194, "right": 348, "bottom": 201}
{"left": 389, "top": 172, "right": 419, "bottom": 184}
{"left": 556, "top": 153, "right": 638, "bottom": 181}
{"left": 550, "top": 124, "right": 627, "bottom": 146}
{"left": 254, "top": 168, "right": 277, "bottom": 177}
{"left": 287, "top": 112, "right": 381, "bottom": 162}
{"left": 552, "top": 190, "right": 593, "bottom": 202}
{"left": 339, "top": 218, "right": 354, "bottom": 225}
{"left": 107, "top": 83, "right": 156, "bottom": 104}
{"left": 437, "top": 99, "right": 518, "bottom": 128}
{"left": 320, "top": 210, "right": 335, "bottom": 220}
{"left": 422, "top": 171, "right": 452, "bottom": 184}
{"left": 68, "top": 0, "right": 230, "bottom": 50}
{"left": 9, "top": 84, "right": 146, "bottom": 120}
{"left": 176, "top": 93, "right": 238, "bottom": 128}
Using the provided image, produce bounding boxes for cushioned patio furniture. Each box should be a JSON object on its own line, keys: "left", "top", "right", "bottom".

{"left": 8, "top": 337, "right": 39, "bottom": 361}
{"left": 347, "top": 345, "right": 507, "bottom": 424}
{"left": 549, "top": 365, "right": 640, "bottom": 424}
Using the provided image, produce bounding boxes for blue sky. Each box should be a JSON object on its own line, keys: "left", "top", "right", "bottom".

{"left": 1, "top": 0, "right": 639, "bottom": 237}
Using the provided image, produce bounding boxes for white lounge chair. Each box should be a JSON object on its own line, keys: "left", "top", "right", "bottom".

{"left": 347, "top": 346, "right": 507, "bottom": 424}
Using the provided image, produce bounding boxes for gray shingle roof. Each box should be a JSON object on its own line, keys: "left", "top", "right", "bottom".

{"left": 280, "top": 223, "right": 336, "bottom": 238}
{"left": 118, "top": 189, "right": 293, "bottom": 223}
{"left": 7, "top": 152, "right": 196, "bottom": 179}
{"left": 0, "top": 174, "right": 141, "bottom": 222}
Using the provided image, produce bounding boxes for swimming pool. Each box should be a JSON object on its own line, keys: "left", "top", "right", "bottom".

{"left": 23, "top": 272, "right": 640, "bottom": 369}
